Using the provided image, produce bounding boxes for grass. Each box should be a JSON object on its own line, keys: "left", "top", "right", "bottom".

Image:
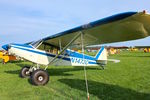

{"left": 0, "top": 51, "right": 150, "bottom": 100}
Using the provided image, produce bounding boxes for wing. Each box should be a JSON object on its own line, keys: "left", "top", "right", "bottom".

{"left": 41, "top": 11, "right": 150, "bottom": 48}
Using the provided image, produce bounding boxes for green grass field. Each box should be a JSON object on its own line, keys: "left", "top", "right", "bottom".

{"left": 0, "top": 51, "right": 150, "bottom": 100}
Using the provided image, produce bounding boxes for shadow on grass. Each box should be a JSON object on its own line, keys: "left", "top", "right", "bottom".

{"left": 4, "top": 63, "right": 32, "bottom": 75}
{"left": 47, "top": 66, "right": 102, "bottom": 76}
{"left": 8, "top": 60, "right": 25, "bottom": 63}
{"left": 15, "top": 63, "right": 32, "bottom": 68}
{"left": 59, "top": 79, "right": 150, "bottom": 100}
{"left": 5, "top": 66, "right": 102, "bottom": 77}
{"left": 5, "top": 70, "right": 20, "bottom": 74}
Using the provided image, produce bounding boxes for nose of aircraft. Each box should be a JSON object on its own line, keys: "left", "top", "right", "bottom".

{"left": 2, "top": 44, "right": 9, "bottom": 51}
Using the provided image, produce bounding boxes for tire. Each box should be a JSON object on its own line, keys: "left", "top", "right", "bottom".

{"left": 30, "top": 69, "right": 49, "bottom": 86}
{"left": 20, "top": 66, "right": 30, "bottom": 78}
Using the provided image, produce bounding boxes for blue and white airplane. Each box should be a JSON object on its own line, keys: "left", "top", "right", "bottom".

{"left": 2, "top": 11, "right": 150, "bottom": 85}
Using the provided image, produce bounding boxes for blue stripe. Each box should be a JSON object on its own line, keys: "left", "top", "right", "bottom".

{"left": 66, "top": 50, "right": 95, "bottom": 60}
{"left": 12, "top": 44, "right": 33, "bottom": 48}
{"left": 88, "top": 61, "right": 97, "bottom": 64}
{"left": 12, "top": 46, "right": 70, "bottom": 61}
{"left": 95, "top": 47, "right": 104, "bottom": 60}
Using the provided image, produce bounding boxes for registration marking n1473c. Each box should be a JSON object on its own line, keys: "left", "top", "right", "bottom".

{"left": 70, "top": 57, "right": 88, "bottom": 65}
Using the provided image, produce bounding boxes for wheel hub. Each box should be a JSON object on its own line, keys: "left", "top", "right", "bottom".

{"left": 38, "top": 76, "right": 44, "bottom": 81}
{"left": 25, "top": 71, "right": 29, "bottom": 75}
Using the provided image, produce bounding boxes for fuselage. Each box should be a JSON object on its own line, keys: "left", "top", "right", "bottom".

{"left": 2, "top": 43, "right": 106, "bottom": 66}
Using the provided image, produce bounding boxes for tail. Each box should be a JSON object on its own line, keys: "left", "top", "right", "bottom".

{"left": 95, "top": 46, "right": 107, "bottom": 65}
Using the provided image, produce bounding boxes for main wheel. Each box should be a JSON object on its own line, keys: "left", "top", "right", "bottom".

{"left": 20, "top": 66, "right": 30, "bottom": 78}
{"left": 30, "top": 69, "right": 49, "bottom": 86}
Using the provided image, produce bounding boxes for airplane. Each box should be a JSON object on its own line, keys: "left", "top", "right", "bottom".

{"left": 2, "top": 11, "right": 150, "bottom": 86}
{"left": 134, "top": 46, "right": 150, "bottom": 53}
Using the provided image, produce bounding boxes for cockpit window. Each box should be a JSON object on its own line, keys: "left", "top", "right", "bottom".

{"left": 30, "top": 40, "right": 42, "bottom": 48}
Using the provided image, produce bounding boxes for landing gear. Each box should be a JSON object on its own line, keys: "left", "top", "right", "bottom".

{"left": 30, "top": 69, "right": 49, "bottom": 86}
{"left": 20, "top": 66, "right": 31, "bottom": 78}
{"left": 20, "top": 65, "right": 49, "bottom": 85}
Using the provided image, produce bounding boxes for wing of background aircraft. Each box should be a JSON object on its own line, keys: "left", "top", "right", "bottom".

{"left": 37, "top": 11, "right": 150, "bottom": 49}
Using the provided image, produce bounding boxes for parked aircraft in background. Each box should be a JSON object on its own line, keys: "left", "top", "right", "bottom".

{"left": 133, "top": 46, "right": 150, "bottom": 53}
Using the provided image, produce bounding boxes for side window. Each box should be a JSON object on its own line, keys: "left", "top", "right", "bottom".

{"left": 37, "top": 43, "right": 59, "bottom": 54}
{"left": 38, "top": 44, "right": 51, "bottom": 51}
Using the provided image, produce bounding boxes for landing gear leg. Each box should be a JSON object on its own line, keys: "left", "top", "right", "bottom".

{"left": 20, "top": 64, "right": 38, "bottom": 78}
{"left": 101, "top": 65, "right": 105, "bottom": 70}
{"left": 2, "top": 60, "right": 5, "bottom": 64}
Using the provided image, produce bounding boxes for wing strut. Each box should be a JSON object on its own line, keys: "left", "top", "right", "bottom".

{"left": 81, "top": 32, "right": 90, "bottom": 100}
{"left": 44, "top": 32, "right": 81, "bottom": 70}
{"left": 59, "top": 39, "right": 62, "bottom": 51}
{"left": 44, "top": 31, "right": 90, "bottom": 99}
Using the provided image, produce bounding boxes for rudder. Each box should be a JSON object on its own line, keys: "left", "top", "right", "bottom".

{"left": 95, "top": 46, "right": 107, "bottom": 65}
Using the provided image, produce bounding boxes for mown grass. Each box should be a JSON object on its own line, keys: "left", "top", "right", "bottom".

{"left": 0, "top": 51, "right": 150, "bottom": 100}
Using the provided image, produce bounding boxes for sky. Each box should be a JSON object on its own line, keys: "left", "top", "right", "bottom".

{"left": 0, "top": 0, "right": 150, "bottom": 48}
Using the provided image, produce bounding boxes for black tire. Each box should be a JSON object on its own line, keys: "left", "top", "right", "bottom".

{"left": 30, "top": 69, "right": 49, "bottom": 86}
{"left": 20, "top": 66, "right": 30, "bottom": 78}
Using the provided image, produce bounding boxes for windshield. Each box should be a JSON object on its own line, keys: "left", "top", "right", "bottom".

{"left": 30, "top": 40, "right": 42, "bottom": 48}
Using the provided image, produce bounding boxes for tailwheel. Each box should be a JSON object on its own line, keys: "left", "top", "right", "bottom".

{"left": 20, "top": 66, "right": 31, "bottom": 78}
{"left": 30, "top": 69, "right": 49, "bottom": 86}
